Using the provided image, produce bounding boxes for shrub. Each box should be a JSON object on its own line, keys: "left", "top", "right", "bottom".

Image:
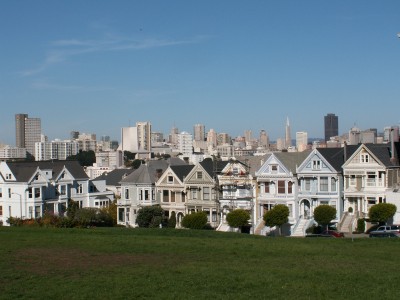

{"left": 7, "top": 217, "right": 23, "bottom": 226}
{"left": 369, "top": 203, "right": 397, "bottom": 224}
{"left": 263, "top": 204, "right": 289, "bottom": 236}
{"left": 136, "top": 205, "right": 164, "bottom": 228}
{"left": 348, "top": 207, "right": 353, "bottom": 213}
{"left": 356, "top": 218, "right": 365, "bottom": 233}
{"left": 182, "top": 212, "right": 208, "bottom": 230}
{"left": 314, "top": 205, "right": 337, "bottom": 230}
{"left": 226, "top": 209, "right": 250, "bottom": 229}
{"left": 168, "top": 211, "right": 177, "bottom": 228}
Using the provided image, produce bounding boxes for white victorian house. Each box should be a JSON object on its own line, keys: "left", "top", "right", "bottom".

{"left": 255, "top": 152, "right": 310, "bottom": 236}
{"left": 216, "top": 159, "right": 255, "bottom": 232}
{"left": 341, "top": 143, "right": 400, "bottom": 231}
{"left": 0, "top": 160, "right": 114, "bottom": 225}
{"left": 156, "top": 164, "right": 194, "bottom": 227}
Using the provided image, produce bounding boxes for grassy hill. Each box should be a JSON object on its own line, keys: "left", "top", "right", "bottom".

{"left": 0, "top": 227, "right": 399, "bottom": 299}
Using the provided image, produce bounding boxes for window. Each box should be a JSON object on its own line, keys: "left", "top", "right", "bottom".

{"left": 152, "top": 189, "right": 155, "bottom": 200}
{"left": 361, "top": 154, "right": 369, "bottom": 163}
{"left": 144, "top": 190, "right": 149, "bottom": 200}
{"left": 163, "top": 190, "right": 169, "bottom": 202}
{"left": 0, "top": 206, "right": 2, "bottom": 216}
{"left": 0, "top": 188, "right": 2, "bottom": 198}
{"left": 168, "top": 176, "right": 174, "bottom": 183}
{"left": 264, "top": 182, "right": 270, "bottom": 194}
{"left": 349, "top": 175, "right": 356, "bottom": 186}
{"left": 28, "top": 187, "right": 33, "bottom": 198}
{"left": 8, "top": 188, "right": 11, "bottom": 198}
{"left": 212, "top": 209, "right": 217, "bottom": 222}
{"left": 331, "top": 178, "right": 337, "bottom": 192}
{"left": 191, "top": 189, "right": 198, "bottom": 200}
{"left": 203, "top": 208, "right": 210, "bottom": 222}
{"left": 196, "top": 172, "right": 203, "bottom": 179}
{"left": 203, "top": 187, "right": 210, "bottom": 200}
{"left": 35, "top": 206, "right": 41, "bottom": 218}
{"left": 278, "top": 181, "right": 285, "bottom": 194}
{"left": 271, "top": 165, "right": 278, "bottom": 173}
{"left": 6, "top": 174, "right": 11, "bottom": 180}
{"left": 35, "top": 188, "right": 40, "bottom": 198}
{"left": 118, "top": 208, "right": 125, "bottom": 222}
{"left": 139, "top": 190, "right": 143, "bottom": 200}
{"left": 288, "top": 182, "right": 293, "bottom": 194}
{"left": 125, "top": 188, "right": 129, "bottom": 199}
{"left": 34, "top": 173, "right": 39, "bottom": 180}
{"left": 182, "top": 192, "right": 186, "bottom": 202}
{"left": 320, "top": 177, "right": 328, "bottom": 192}
{"left": 77, "top": 184, "right": 83, "bottom": 194}
{"left": 171, "top": 191, "right": 176, "bottom": 202}
{"left": 312, "top": 160, "right": 321, "bottom": 170}
{"left": 305, "top": 178, "right": 311, "bottom": 191}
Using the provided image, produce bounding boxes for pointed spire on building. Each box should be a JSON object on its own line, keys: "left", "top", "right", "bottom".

{"left": 285, "top": 117, "right": 292, "bottom": 149}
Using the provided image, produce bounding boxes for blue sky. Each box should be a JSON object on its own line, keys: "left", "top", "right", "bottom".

{"left": 1, "top": 1, "right": 400, "bottom": 145}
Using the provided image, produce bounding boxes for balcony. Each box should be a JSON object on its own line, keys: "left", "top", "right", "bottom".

{"left": 365, "top": 179, "right": 384, "bottom": 188}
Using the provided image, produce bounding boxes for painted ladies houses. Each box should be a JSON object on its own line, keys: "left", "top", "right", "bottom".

{"left": 156, "top": 164, "right": 194, "bottom": 227}
{"left": 117, "top": 160, "right": 169, "bottom": 227}
{"left": 0, "top": 160, "right": 114, "bottom": 225}
{"left": 255, "top": 152, "right": 310, "bottom": 236}
{"left": 296, "top": 147, "right": 357, "bottom": 235}
{"left": 341, "top": 143, "right": 400, "bottom": 232}
{"left": 183, "top": 158, "right": 228, "bottom": 228}
{"left": 217, "top": 159, "right": 255, "bottom": 232}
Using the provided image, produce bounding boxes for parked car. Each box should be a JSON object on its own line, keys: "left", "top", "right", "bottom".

{"left": 369, "top": 225, "right": 400, "bottom": 235}
{"left": 321, "top": 230, "right": 344, "bottom": 238}
{"left": 369, "top": 231, "right": 400, "bottom": 238}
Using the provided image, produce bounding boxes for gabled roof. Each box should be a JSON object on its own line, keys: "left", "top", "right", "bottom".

{"left": 317, "top": 146, "right": 358, "bottom": 172}
{"left": 236, "top": 155, "right": 270, "bottom": 176}
{"left": 364, "top": 143, "right": 399, "bottom": 167}
{"left": 274, "top": 151, "right": 311, "bottom": 174}
{"left": 94, "top": 168, "right": 135, "bottom": 186}
{"left": 6, "top": 160, "right": 88, "bottom": 182}
{"left": 199, "top": 158, "right": 229, "bottom": 178}
{"left": 120, "top": 160, "right": 169, "bottom": 185}
{"left": 170, "top": 165, "right": 195, "bottom": 182}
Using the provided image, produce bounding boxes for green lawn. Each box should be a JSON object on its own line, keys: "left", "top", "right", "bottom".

{"left": 0, "top": 227, "right": 399, "bottom": 299}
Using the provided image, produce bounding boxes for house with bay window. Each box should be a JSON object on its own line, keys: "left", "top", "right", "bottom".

{"left": 156, "top": 164, "right": 194, "bottom": 227}
{"left": 217, "top": 159, "right": 255, "bottom": 232}
{"left": 183, "top": 158, "right": 228, "bottom": 228}
{"left": 117, "top": 160, "right": 169, "bottom": 227}
{"left": 255, "top": 152, "right": 310, "bottom": 236}
{"left": 0, "top": 160, "right": 114, "bottom": 225}
{"left": 341, "top": 143, "right": 400, "bottom": 231}
{"left": 296, "top": 147, "right": 357, "bottom": 235}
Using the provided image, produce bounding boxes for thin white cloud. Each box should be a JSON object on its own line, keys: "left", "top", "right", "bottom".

{"left": 21, "top": 34, "right": 210, "bottom": 77}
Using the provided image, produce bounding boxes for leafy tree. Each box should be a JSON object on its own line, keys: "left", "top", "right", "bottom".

{"left": 67, "top": 150, "right": 96, "bottom": 166}
{"left": 124, "top": 151, "right": 136, "bottom": 161}
{"left": 136, "top": 205, "right": 164, "bottom": 228}
{"left": 356, "top": 218, "right": 365, "bottom": 233}
{"left": 263, "top": 204, "right": 289, "bottom": 236}
{"left": 168, "top": 211, "right": 177, "bottom": 228}
{"left": 369, "top": 203, "right": 397, "bottom": 224}
{"left": 67, "top": 199, "right": 80, "bottom": 221}
{"left": 314, "top": 205, "right": 337, "bottom": 231}
{"left": 226, "top": 209, "right": 250, "bottom": 231}
{"left": 182, "top": 211, "right": 208, "bottom": 230}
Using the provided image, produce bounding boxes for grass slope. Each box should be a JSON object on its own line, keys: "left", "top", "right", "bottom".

{"left": 0, "top": 227, "right": 399, "bottom": 299}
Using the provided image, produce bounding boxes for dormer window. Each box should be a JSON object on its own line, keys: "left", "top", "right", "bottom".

{"left": 168, "top": 176, "right": 174, "bottom": 183}
{"left": 196, "top": 172, "right": 203, "bottom": 179}
{"left": 5, "top": 174, "right": 11, "bottom": 180}
{"left": 61, "top": 172, "right": 65, "bottom": 179}
{"left": 271, "top": 165, "right": 278, "bottom": 173}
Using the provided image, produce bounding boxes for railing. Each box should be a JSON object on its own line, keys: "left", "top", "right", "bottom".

{"left": 291, "top": 215, "right": 303, "bottom": 235}
{"left": 365, "top": 179, "right": 383, "bottom": 187}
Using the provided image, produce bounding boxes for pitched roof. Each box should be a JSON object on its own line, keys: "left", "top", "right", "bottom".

{"left": 235, "top": 155, "right": 270, "bottom": 176}
{"left": 317, "top": 146, "right": 358, "bottom": 172}
{"left": 363, "top": 143, "right": 399, "bottom": 167}
{"left": 170, "top": 165, "right": 195, "bottom": 182}
{"left": 199, "top": 158, "right": 229, "bottom": 178}
{"left": 120, "top": 160, "right": 169, "bottom": 184}
{"left": 6, "top": 160, "right": 88, "bottom": 182}
{"left": 274, "top": 151, "right": 311, "bottom": 173}
{"left": 94, "top": 168, "right": 135, "bottom": 186}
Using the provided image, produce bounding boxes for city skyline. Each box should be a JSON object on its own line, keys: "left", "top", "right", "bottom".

{"left": 1, "top": 1, "right": 400, "bottom": 145}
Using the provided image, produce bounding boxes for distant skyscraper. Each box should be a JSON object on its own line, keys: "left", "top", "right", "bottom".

{"left": 15, "top": 113, "right": 41, "bottom": 157}
{"left": 194, "top": 124, "right": 205, "bottom": 141}
{"left": 285, "top": 117, "right": 291, "bottom": 148}
{"left": 207, "top": 129, "right": 217, "bottom": 147}
{"left": 178, "top": 131, "right": 193, "bottom": 156}
{"left": 259, "top": 130, "right": 269, "bottom": 148}
{"left": 296, "top": 131, "right": 308, "bottom": 152}
{"left": 136, "top": 121, "right": 151, "bottom": 151}
{"left": 244, "top": 130, "right": 253, "bottom": 143}
{"left": 324, "top": 113, "right": 339, "bottom": 142}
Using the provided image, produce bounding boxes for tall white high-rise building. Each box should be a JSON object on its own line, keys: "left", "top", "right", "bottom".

{"left": 194, "top": 124, "right": 205, "bottom": 142}
{"left": 35, "top": 140, "right": 79, "bottom": 161}
{"left": 244, "top": 130, "right": 252, "bottom": 143}
{"left": 178, "top": 131, "right": 193, "bottom": 156}
{"left": 120, "top": 121, "right": 152, "bottom": 152}
{"left": 296, "top": 131, "right": 308, "bottom": 152}
{"left": 259, "top": 130, "right": 269, "bottom": 148}
{"left": 136, "top": 121, "right": 152, "bottom": 151}
{"left": 15, "top": 113, "right": 41, "bottom": 157}
{"left": 285, "top": 117, "right": 292, "bottom": 149}
{"left": 207, "top": 129, "right": 217, "bottom": 147}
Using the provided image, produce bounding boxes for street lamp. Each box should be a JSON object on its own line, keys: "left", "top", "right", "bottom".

{"left": 11, "top": 192, "right": 22, "bottom": 219}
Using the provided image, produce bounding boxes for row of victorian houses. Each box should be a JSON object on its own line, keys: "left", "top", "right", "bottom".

{"left": 1, "top": 142, "right": 400, "bottom": 236}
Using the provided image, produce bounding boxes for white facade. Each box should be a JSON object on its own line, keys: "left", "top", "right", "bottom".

{"left": 35, "top": 140, "right": 79, "bottom": 161}
{"left": 0, "top": 146, "right": 26, "bottom": 160}
{"left": 296, "top": 131, "right": 308, "bottom": 152}
{"left": 178, "top": 131, "right": 193, "bottom": 157}
{"left": 121, "top": 127, "right": 138, "bottom": 152}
